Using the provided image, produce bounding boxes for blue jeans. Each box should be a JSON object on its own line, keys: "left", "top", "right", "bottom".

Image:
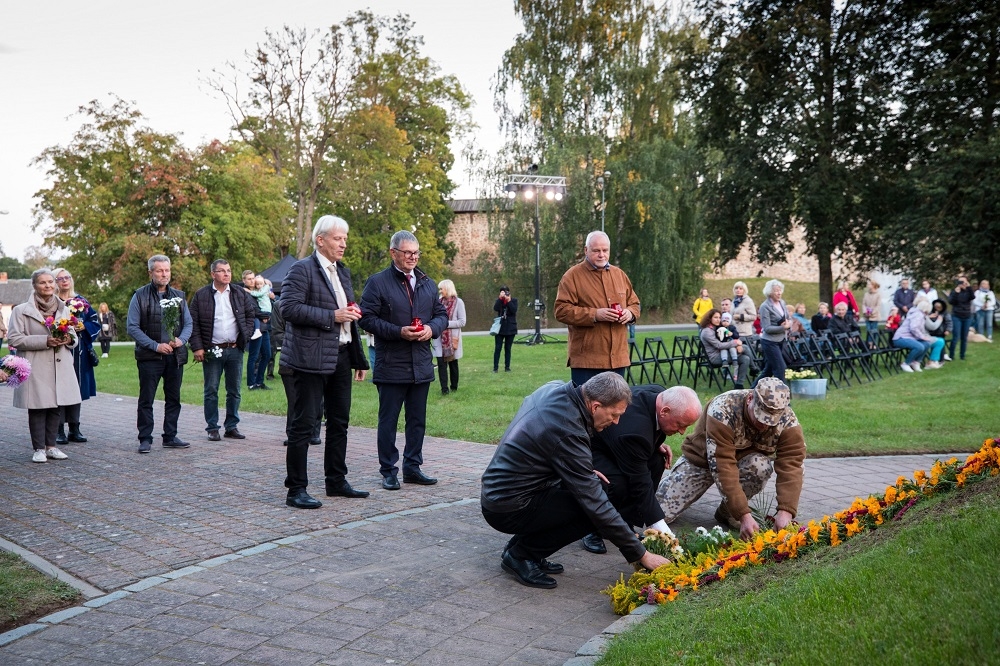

{"left": 893, "top": 337, "right": 928, "bottom": 365}
{"left": 203, "top": 347, "right": 243, "bottom": 432}
{"left": 976, "top": 310, "right": 994, "bottom": 340}
{"left": 247, "top": 330, "right": 271, "bottom": 387}
{"left": 950, "top": 316, "right": 973, "bottom": 360}
{"left": 753, "top": 338, "right": 786, "bottom": 388}
{"left": 865, "top": 320, "right": 879, "bottom": 342}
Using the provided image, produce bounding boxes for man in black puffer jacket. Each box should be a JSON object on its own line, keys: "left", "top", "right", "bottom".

{"left": 360, "top": 230, "right": 448, "bottom": 491}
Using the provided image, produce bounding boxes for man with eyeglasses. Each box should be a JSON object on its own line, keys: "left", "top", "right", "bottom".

{"left": 188, "top": 259, "right": 257, "bottom": 442}
{"left": 360, "top": 231, "right": 448, "bottom": 491}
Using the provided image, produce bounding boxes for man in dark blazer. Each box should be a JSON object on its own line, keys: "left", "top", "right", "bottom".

{"left": 189, "top": 259, "right": 257, "bottom": 441}
{"left": 581, "top": 384, "right": 702, "bottom": 554}
{"left": 359, "top": 230, "right": 448, "bottom": 491}
{"left": 279, "top": 215, "right": 370, "bottom": 509}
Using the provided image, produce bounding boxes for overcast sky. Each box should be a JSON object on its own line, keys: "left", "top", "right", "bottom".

{"left": 0, "top": 1, "right": 521, "bottom": 262}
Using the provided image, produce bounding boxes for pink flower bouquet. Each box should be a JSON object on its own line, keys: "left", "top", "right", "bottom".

{"left": 0, "top": 355, "right": 32, "bottom": 388}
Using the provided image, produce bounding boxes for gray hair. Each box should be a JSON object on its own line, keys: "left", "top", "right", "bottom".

{"left": 763, "top": 279, "right": 785, "bottom": 298}
{"left": 31, "top": 268, "right": 54, "bottom": 287}
{"left": 915, "top": 298, "right": 932, "bottom": 314}
{"left": 147, "top": 255, "right": 170, "bottom": 271}
{"left": 313, "top": 215, "right": 349, "bottom": 245}
{"left": 581, "top": 372, "right": 632, "bottom": 407}
{"left": 733, "top": 281, "right": 748, "bottom": 295}
{"left": 658, "top": 385, "right": 701, "bottom": 415}
{"left": 210, "top": 259, "right": 230, "bottom": 272}
{"left": 390, "top": 230, "right": 418, "bottom": 250}
{"left": 585, "top": 230, "right": 610, "bottom": 250}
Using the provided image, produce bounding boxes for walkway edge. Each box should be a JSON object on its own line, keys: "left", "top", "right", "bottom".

{"left": 0, "top": 535, "right": 104, "bottom": 599}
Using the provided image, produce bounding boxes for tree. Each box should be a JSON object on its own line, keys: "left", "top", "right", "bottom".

{"left": 32, "top": 97, "right": 293, "bottom": 316}
{"left": 688, "top": 0, "right": 906, "bottom": 302}
{"left": 489, "top": 1, "right": 708, "bottom": 314}
{"left": 0, "top": 243, "right": 31, "bottom": 279}
{"left": 210, "top": 11, "right": 471, "bottom": 276}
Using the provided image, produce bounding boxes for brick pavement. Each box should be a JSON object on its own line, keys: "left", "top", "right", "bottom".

{"left": 0, "top": 390, "right": 968, "bottom": 664}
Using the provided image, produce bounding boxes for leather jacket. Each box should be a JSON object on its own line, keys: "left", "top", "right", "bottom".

{"left": 481, "top": 381, "right": 646, "bottom": 562}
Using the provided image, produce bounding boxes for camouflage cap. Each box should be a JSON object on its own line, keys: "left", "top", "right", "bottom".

{"left": 752, "top": 377, "right": 791, "bottom": 426}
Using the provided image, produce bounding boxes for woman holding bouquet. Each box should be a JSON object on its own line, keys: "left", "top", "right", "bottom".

{"left": 53, "top": 268, "right": 100, "bottom": 444}
{"left": 7, "top": 269, "right": 81, "bottom": 462}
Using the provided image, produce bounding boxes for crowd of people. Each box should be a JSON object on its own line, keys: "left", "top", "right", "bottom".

{"left": 2, "top": 218, "right": 994, "bottom": 594}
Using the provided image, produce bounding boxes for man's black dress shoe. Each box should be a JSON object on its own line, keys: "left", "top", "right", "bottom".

{"left": 502, "top": 547, "right": 563, "bottom": 575}
{"left": 208, "top": 430, "right": 221, "bottom": 442}
{"left": 382, "top": 475, "right": 401, "bottom": 490}
{"left": 326, "top": 481, "right": 370, "bottom": 498}
{"left": 402, "top": 469, "right": 438, "bottom": 485}
{"left": 163, "top": 438, "right": 190, "bottom": 449}
{"left": 286, "top": 491, "right": 322, "bottom": 509}
{"left": 500, "top": 551, "right": 557, "bottom": 589}
{"left": 224, "top": 429, "right": 246, "bottom": 439}
{"left": 310, "top": 438, "right": 322, "bottom": 446}
{"left": 581, "top": 532, "right": 607, "bottom": 554}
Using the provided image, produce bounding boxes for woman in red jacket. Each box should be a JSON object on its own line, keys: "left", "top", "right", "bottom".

{"left": 832, "top": 281, "right": 860, "bottom": 319}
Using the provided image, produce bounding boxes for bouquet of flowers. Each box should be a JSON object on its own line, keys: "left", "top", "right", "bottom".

{"left": 0, "top": 355, "right": 31, "bottom": 388}
{"left": 160, "top": 297, "right": 184, "bottom": 335}
{"left": 45, "top": 315, "right": 79, "bottom": 341}
{"left": 785, "top": 368, "right": 818, "bottom": 380}
{"left": 66, "top": 296, "right": 90, "bottom": 330}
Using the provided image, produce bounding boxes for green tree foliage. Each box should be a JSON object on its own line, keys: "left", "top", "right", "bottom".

{"left": 32, "top": 97, "right": 292, "bottom": 316}
{"left": 688, "top": 0, "right": 905, "bottom": 302}
{"left": 860, "top": 2, "right": 1000, "bottom": 285}
{"left": 489, "top": 1, "right": 708, "bottom": 315}
{"left": 211, "top": 11, "right": 470, "bottom": 285}
{"left": 0, "top": 244, "right": 32, "bottom": 279}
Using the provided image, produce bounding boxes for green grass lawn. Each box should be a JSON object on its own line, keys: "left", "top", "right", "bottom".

{"left": 0, "top": 551, "right": 80, "bottom": 633}
{"left": 598, "top": 475, "right": 1000, "bottom": 666}
{"left": 92, "top": 335, "right": 1000, "bottom": 454}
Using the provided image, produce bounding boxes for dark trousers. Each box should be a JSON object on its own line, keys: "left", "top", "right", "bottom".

{"left": 570, "top": 367, "right": 625, "bottom": 386}
{"left": 202, "top": 347, "right": 243, "bottom": 432}
{"left": 591, "top": 448, "right": 666, "bottom": 530}
{"left": 753, "top": 338, "right": 786, "bottom": 388}
{"left": 137, "top": 357, "right": 184, "bottom": 442}
{"left": 375, "top": 381, "right": 431, "bottom": 478}
{"left": 60, "top": 402, "right": 81, "bottom": 426}
{"left": 99, "top": 339, "right": 111, "bottom": 354}
{"left": 247, "top": 330, "right": 271, "bottom": 387}
{"left": 28, "top": 408, "right": 62, "bottom": 451}
{"left": 266, "top": 345, "right": 278, "bottom": 378}
{"left": 951, "top": 315, "right": 973, "bottom": 360}
{"left": 482, "top": 486, "right": 598, "bottom": 561}
{"left": 493, "top": 334, "right": 514, "bottom": 371}
{"left": 284, "top": 353, "right": 353, "bottom": 493}
{"left": 437, "top": 358, "right": 459, "bottom": 391}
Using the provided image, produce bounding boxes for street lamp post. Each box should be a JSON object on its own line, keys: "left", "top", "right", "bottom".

{"left": 504, "top": 173, "right": 567, "bottom": 346}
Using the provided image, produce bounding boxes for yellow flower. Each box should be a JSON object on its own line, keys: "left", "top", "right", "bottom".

{"left": 884, "top": 486, "right": 898, "bottom": 504}
{"left": 808, "top": 522, "right": 821, "bottom": 543}
{"left": 830, "top": 523, "right": 840, "bottom": 547}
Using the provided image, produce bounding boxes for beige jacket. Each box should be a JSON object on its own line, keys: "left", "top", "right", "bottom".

{"left": 7, "top": 300, "right": 82, "bottom": 410}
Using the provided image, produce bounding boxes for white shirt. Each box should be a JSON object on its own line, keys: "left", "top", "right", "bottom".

{"left": 317, "top": 254, "right": 352, "bottom": 345}
{"left": 211, "top": 284, "right": 238, "bottom": 344}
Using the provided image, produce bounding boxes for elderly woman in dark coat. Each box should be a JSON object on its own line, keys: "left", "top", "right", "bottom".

{"left": 53, "top": 267, "right": 100, "bottom": 444}
{"left": 7, "top": 269, "right": 82, "bottom": 463}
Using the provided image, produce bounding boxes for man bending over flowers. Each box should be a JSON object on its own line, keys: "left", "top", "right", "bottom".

{"left": 655, "top": 377, "right": 805, "bottom": 540}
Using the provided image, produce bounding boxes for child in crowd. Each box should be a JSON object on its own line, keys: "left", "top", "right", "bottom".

{"left": 248, "top": 276, "right": 274, "bottom": 340}
{"left": 885, "top": 306, "right": 901, "bottom": 332}
{"left": 718, "top": 312, "right": 739, "bottom": 382}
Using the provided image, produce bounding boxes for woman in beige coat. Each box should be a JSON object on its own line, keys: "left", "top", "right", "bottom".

{"left": 731, "top": 281, "right": 757, "bottom": 337}
{"left": 7, "top": 269, "right": 81, "bottom": 463}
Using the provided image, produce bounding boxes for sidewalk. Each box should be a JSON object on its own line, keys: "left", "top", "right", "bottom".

{"left": 0, "top": 390, "right": 965, "bottom": 664}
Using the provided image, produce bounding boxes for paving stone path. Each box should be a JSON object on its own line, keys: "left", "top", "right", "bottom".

{"left": 0, "top": 390, "right": 965, "bottom": 664}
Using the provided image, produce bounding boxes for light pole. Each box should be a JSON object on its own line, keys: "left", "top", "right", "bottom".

{"left": 597, "top": 170, "right": 610, "bottom": 232}
{"left": 504, "top": 172, "right": 567, "bottom": 346}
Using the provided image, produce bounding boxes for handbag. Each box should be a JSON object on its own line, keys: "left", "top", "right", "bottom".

{"left": 89, "top": 346, "right": 100, "bottom": 367}
{"left": 489, "top": 316, "right": 502, "bottom": 336}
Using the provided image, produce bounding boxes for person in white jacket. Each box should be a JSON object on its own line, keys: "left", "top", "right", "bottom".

{"left": 431, "top": 279, "right": 466, "bottom": 394}
{"left": 973, "top": 280, "right": 995, "bottom": 342}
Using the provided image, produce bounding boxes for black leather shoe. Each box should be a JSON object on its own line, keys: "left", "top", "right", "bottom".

{"left": 163, "top": 438, "right": 190, "bottom": 449}
{"left": 382, "top": 475, "right": 401, "bottom": 490}
{"left": 137, "top": 440, "right": 152, "bottom": 454}
{"left": 286, "top": 491, "right": 322, "bottom": 509}
{"left": 538, "top": 558, "right": 564, "bottom": 574}
{"left": 224, "top": 429, "right": 246, "bottom": 439}
{"left": 56, "top": 425, "right": 68, "bottom": 446}
{"left": 257, "top": 383, "right": 272, "bottom": 391}
{"left": 581, "top": 533, "right": 607, "bottom": 554}
{"left": 402, "top": 470, "right": 438, "bottom": 485}
{"left": 441, "top": 387, "right": 450, "bottom": 395}
{"left": 500, "top": 551, "right": 557, "bottom": 589}
{"left": 326, "top": 481, "right": 370, "bottom": 498}
{"left": 309, "top": 438, "right": 322, "bottom": 446}
{"left": 68, "top": 425, "right": 87, "bottom": 443}
{"left": 208, "top": 430, "right": 221, "bottom": 442}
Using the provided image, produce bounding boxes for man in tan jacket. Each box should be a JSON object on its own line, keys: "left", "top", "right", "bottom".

{"left": 655, "top": 377, "right": 805, "bottom": 540}
{"left": 554, "top": 231, "right": 639, "bottom": 387}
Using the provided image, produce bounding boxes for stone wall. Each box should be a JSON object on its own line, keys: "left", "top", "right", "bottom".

{"left": 445, "top": 208, "right": 498, "bottom": 274}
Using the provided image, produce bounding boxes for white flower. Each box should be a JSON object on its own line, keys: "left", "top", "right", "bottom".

{"left": 695, "top": 526, "right": 709, "bottom": 536}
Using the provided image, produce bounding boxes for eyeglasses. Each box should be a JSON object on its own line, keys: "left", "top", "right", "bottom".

{"left": 56, "top": 276, "right": 72, "bottom": 282}
{"left": 212, "top": 269, "right": 232, "bottom": 274}
{"left": 392, "top": 249, "right": 421, "bottom": 259}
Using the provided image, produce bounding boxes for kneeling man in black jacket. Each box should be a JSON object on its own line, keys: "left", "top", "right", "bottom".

{"left": 481, "top": 372, "right": 671, "bottom": 589}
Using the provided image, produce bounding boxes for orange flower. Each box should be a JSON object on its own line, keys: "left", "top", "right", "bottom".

{"left": 830, "top": 523, "right": 841, "bottom": 547}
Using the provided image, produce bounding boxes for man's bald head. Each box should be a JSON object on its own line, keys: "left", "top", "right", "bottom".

{"left": 655, "top": 386, "right": 702, "bottom": 436}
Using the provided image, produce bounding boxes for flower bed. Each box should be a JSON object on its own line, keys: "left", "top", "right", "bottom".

{"left": 604, "top": 437, "right": 1000, "bottom": 615}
